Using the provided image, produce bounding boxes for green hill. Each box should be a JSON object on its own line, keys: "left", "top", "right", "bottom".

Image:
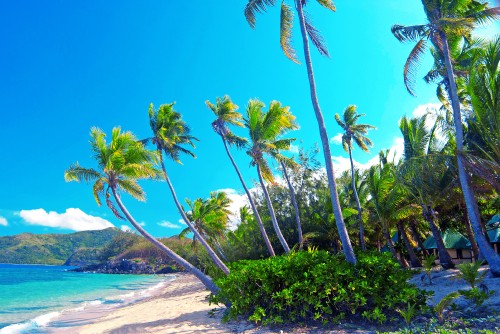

{"left": 0, "top": 228, "right": 121, "bottom": 265}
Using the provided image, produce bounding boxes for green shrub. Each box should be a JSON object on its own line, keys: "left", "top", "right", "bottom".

{"left": 210, "top": 250, "right": 430, "bottom": 325}
{"left": 459, "top": 287, "right": 494, "bottom": 307}
{"left": 456, "top": 261, "right": 486, "bottom": 289}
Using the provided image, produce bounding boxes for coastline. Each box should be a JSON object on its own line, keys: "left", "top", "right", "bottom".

{"left": 66, "top": 273, "right": 259, "bottom": 334}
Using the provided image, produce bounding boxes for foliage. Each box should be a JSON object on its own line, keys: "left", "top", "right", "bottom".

{"left": 396, "top": 302, "right": 418, "bottom": 326}
{"left": 0, "top": 228, "right": 120, "bottom": 265}
{"left": 456, "top": 261, "right": 487, "bottom": 289}
{"left": 459, "top": 287, "right": 494, "bottom": 308}
{"left": 423, "top": 254, "right": 437, "bottom": 285}
{"left": 210, "top": 250, "right": 429, "bottom": 325}
{"left": 435, "top": 291, "right": 460, "bottom": 324}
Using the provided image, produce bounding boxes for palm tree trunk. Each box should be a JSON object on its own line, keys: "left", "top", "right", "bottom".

{"left": 281, "top": 161, "right": 303, "bottom": 248}
{"left": 423, "top": 205, "right": 454, "bottom": 269}
{"left": 111, "top": 187, "right": 220, "bottom": 295}
{"left": 348, "top": 146, "right": 366, "bottom": 250}
{"left": 295, "top": 1, "right": 356, "bottom": 264}
{"left": 410, "top": 220, "right": 430, "bottom": 257}
{"left": 256, "top": 164, "right": 291, "bottom": 253}
{"left": 159, "top": 156, "right": 230, "bottom": 275}
{"left": 464, "top": 212, "right": 479, "bottom": 260}
{"left": 441, "top": 32, "right": 500, "bottom": 276}
{"left": 397, "top": 221, "right": 421, "bottom": 267}
{"left": 220, "top": 137, "right": 275, "bottom": 256}
{"left": 382, "top": 223, "right": 404, "bottom": 267}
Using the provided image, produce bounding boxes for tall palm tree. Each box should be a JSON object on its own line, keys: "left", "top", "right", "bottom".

{"left": 65, "top": 127, "right": 220, "bottom": 294}
{"left": 278, "top": 157, "right": 303, "bottom": 248}
{"left": 335, "top": 105, "right": 375, "bottom": 251}
{"left": 397, "top": 115, "right": 455, "bottom": 268}
{"left": 244, "top": 99, "right": 298, "bottom": 253}
{"left": 206, "top": 96, "right": 275, "bottom": 256}
{"left": 466, "top": 36, "right": 500, "bottom": 193}
{"left": 145, "top": 103, "right": 230, "bottom": 275}
{"left": 244, "top": 0, "right": 357, "bottom": 264}
{"left": 392, "top": 0, "right": 500, "bottom": 275}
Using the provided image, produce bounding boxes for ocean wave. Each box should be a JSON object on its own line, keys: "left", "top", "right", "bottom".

{"left": 0, "top": 311, "right": 60, "bottom": 334}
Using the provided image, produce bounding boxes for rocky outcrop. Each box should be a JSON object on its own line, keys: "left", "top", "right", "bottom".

{"left": 73, "top": 258, "right": 183, "bottom": 274}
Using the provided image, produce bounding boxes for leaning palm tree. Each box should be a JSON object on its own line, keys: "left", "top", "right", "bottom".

{"left": 392, "top": 0, "right": 500, "bottom": 275}
{"left": 144, "top": 103, "right": 230, "bottom": 275}
{"left": 65, "top": 127, "right": 220, "bottom": 294}
{"left": 335, "top": 105, "right": 375, "bottom": 250}
{"left": 244, "top": 0, "right": 357, "bottom": 263}
{"left": 206, "top": 96, "right": 275, "bottom": 256}
{"left": 244, "top": 99, "right": 298, "bottom": 253}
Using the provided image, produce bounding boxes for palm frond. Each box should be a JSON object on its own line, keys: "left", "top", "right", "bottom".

{"left": 106, "top": 190, "right": 124, "bottom": 220}
{"left": 404, "top": 38, "right": 428, "bottom": 96}
{"left": 280, "top": 2, "right": 299, "bottom": 63}
{"left": 391, "top": 24, "right": 428, "bottom": 43}
{"left": 245, "top": 0, "right": 276, "bottom": 28}
{"left": 118, "top": 179, "right": 146, "bottom": 202}
{"left": 315, "top": 0, "right": 336, "bottom": 11}
{"left": 64, "top": 164, "right": 102, "bottom": 183}
{"left": 305, "top": 12, "right": 329, "bottom": 57}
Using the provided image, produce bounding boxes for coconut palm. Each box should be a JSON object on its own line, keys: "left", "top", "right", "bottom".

{"left": 206, "top": 96, "right": 275, "bottom": 256}
{"left": 145, "top": 103, "right": 230, "bottom": 275}
{"left": 335, "top": 105, "right": 375, "bottom": 250}
{"left": 465, "top": 36, "right": 500, "bottom": 193}
{"left": 367, "top": 161, "right": 419, "bottom": 266}
{"left": 65, "top": 127, "right": 220, "bottom": 294}
{"left": 244, "top": 0, "right": 357, "bottom": 263}
{"left": 244, "top": 99, "right": 298, "bottom": 253}
{"left": 180, "top": 191, "right": 232, "bottom": 260}
{"left": 392, "top": 0, "right": 500, "bottom": 275}
{"left": 278, "top": 157, "right": 303, "bottom": 248}
{"left": 397, "top": 115, "right": 456, "bottom": 269}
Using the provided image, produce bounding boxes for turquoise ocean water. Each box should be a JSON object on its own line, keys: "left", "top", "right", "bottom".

{"left": 0, "top": 264, "right": 172, "bottom": 333}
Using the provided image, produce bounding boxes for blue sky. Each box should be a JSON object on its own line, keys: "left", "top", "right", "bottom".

{"left": 0, "top": 1, "right": 498, "bottom": 237}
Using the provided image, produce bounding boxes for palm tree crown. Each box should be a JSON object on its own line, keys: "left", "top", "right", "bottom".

{"left": 147, "top": 102, "right": 198, "bottom": 164}
{"left": 391, "top": 0, "right": 499, "bottom": 96}
{"left": 244, "top": 99, "right": 298, "bottom": 183}
{"left": 335, "top": 105, "right": 375, "bottom": 153}
{"left": 65, "top": 127, "right": 161, "bottom": 217}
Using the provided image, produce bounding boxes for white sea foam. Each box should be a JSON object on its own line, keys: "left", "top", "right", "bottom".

{"left": 0, "top": 311, "right": 61, "bottom": 334}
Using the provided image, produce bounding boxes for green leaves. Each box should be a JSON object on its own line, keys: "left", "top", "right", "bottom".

{"left": 211, "top": 251, "right": 428, "bottom": 324}
{"left": 280, "top": 2, "right": 299, "bottom": 63}
{"left": 244, "top": 0, "right": 277, "bottom": 28}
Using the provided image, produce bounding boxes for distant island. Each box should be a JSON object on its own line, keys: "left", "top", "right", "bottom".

{"left": 0, "top": 228, "right": 194, "bottom": 274}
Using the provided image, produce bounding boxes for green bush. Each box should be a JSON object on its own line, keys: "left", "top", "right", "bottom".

{"left": 210, "top": 249, "right": 430, "bottom": 325}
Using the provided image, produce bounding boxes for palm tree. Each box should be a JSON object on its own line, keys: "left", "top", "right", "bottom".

{"left": 244, "top": 99, "right": 298, "bottom": 253}
{"left": 466, "top": 36, "right": 500, "bottom": 193}
{"left": 145, "top": 103, "right": 230, "bottom": 275}
{"left": 206, "top": 96, "right": 275, "bottom": 256}
{"left": 65, "top": 127, "right": 220, "bottom": 294}
{"left": 335, "top": 105, "right": 375, "bottom": 250}
{"left": 278, "top": 157, "right": 303, "bottom": 248}
{"left": 180, "top": 191, "right": 231, "bottom": 260}
{"left": 244, "top": 0, "right": 357, "bottom": 264}
{"left": 397, "top": 115, "right": 456, "bottom": 268}
{"left": 392, "top": 0, "right": 500, "bottom": 275}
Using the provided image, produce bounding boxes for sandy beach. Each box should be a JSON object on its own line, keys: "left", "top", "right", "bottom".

{"left": 68, "top": 269, "right": 500, "bottom": 334}
{"left": 73, "top": 273, "right": 258, "bottom": 334}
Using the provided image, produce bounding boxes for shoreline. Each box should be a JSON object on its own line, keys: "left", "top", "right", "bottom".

{"left": 66, "top": 273, "right": 258, "bottom": 334}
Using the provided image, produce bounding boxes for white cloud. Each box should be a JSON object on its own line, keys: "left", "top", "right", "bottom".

{"left": 158, "top": 221, "right": 182, "bottom": 229}
{"left": 216, "top": 188, "right": 252, "bottom": 230}
{"left": 19, "top": 208, "right": 114, "bottom": 231}
{"left": 0, "top": 217, "right": 7, "bottom": 226}
{"left": 120, "top": 225, "right": 132, "bottom": 232}
{"left": 411, "top": 103, "right": 442, "bottom": 129}
{"left": 289, "top": 144, "right": 299, "bottom": 154}
{"left": 330, "top": 133, "right": 343, "bottom": 145}
{"left": 331, "top": 137, "right": 404, "bottom": 173}
{"left": 138, "top": 221, "right": 146, "bottom": 226}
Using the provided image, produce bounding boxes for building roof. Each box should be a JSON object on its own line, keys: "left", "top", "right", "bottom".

{"left": 487, "top": 227, "right": 500, "bottom": 243}
{"left": 423, "top": 230, "right": 471, "bottom": 250}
